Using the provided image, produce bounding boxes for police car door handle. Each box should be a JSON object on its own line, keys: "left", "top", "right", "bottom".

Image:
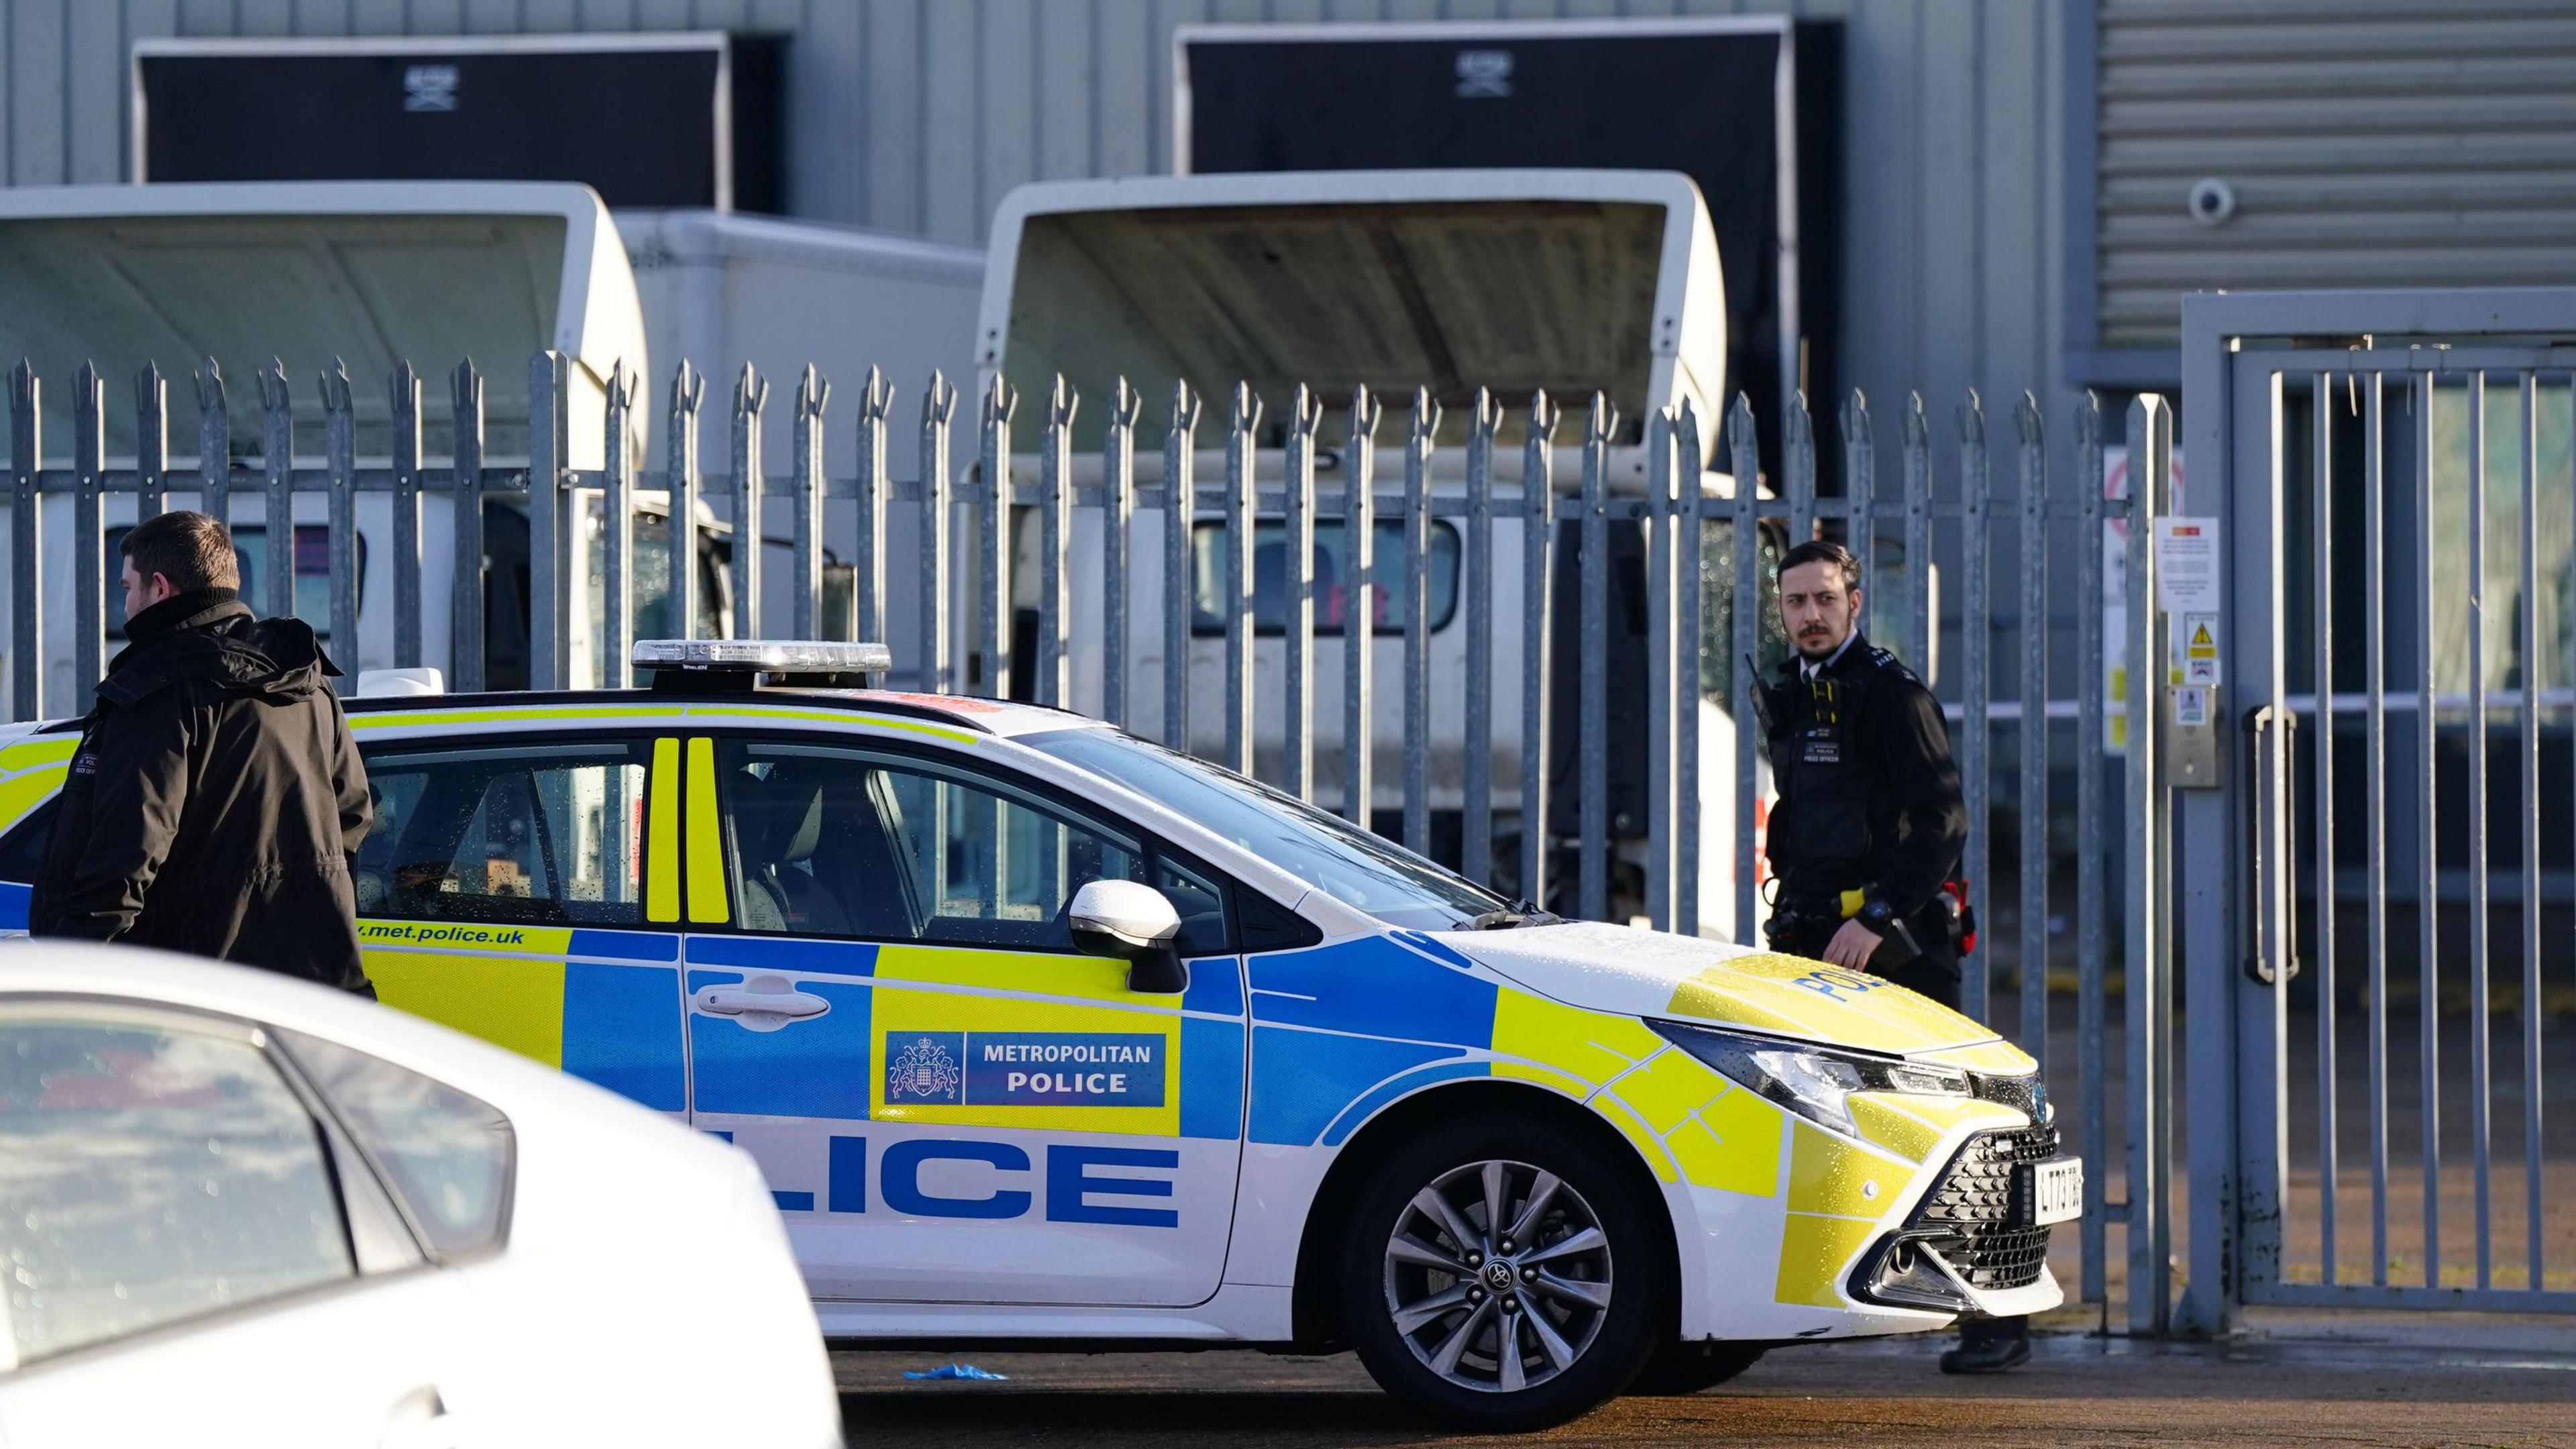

{"left": 692, "top": 982, "right": 830, "bottom": 1022}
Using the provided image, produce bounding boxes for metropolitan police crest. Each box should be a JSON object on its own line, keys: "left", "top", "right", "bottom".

{"left": 887, "top": 1034, "right": 963, "bottom": 1102}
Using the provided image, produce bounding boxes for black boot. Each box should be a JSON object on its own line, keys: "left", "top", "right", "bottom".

{"left": 1939, "top": 1314, "right": 2030, "bottom": 1375}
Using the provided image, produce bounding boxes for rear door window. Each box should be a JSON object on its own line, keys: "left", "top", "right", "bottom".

{"left": 0, "top": 1010, "right": 354, "bottom": 1366}
{"left": 352, "top": 741, "right": 650, "bottom": 927}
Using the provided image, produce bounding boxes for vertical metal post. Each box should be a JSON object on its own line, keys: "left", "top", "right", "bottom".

{"left": 1786, "top": 394, "right": 1817, "bottom": 545}
{"left": 2415, "top": 369, "right": 2440, "bottom": 1290}
{"left": 855, "top": 367, "right": 891, "bottom": 645}
{"left": 1959, "top": 392, "right": 1994, "bottom": 1024}
{"left": 1903, "top": 396, "right": 1933, "bottom": 675}
{"left": 732, "top": 364, "right": 769, "bottom": 643}
{"left": 1163, "top": 382, "right": 1201, "bottom": 751}
{"left": 2516, "top": 370, "right": 2544, "bottom": 1293}
{"left": 667, "top": 363, "right": 704, "bottom": 645}
{"left": 1521, "top": 392, "right": 1560, "bottom": 907}
{"left": 2466, "top": 370, "right": 2491, "bottom": 1290}
{"left": 1580, "top": 393, "right": 1616, "bottom": 922}
{"left": 8, "top": 362, "right": 36, "bottom": 722}
{"left": 135, "top": 364, "right": 168, "bottom": 522}
{"left": 1728, "top": 394, "right": 1764, "bottom": 939}
{"left": 70, "top": 364, "right": 105, "bottom": 705}
{"left": 602, "top": 363, "right": 635, "bottom": 689}
{"left": 196, "top": 358, "right": 230, "bottom": 533}
{"left": 1102, "top": 379, "right": 1138, "bottom": 728}
{"left": 1676, "top": 401, "right": 1706, "bottom": 937}
{"left": 918, "top": 372, "right": 957, "bottom": 692}
{"left": 2125, "top": 393, "right": 2171, "bottom": 1336}
{"left": 1644, "top": 405, "right": 1678, "bottom": 930}
{"left": 1343, "top": 388, "right": 1381, "bottom": 825}
{"left": 258, "top": 359, "right": 297, "bottom": 623}
{"left": 2311, "top": 370, "right": 2338, "bottom": 1284}
{"left": 2015, "top": 392, "right": 2049, "bottom": 1065}
{"left": 1283, "top": 384, "right": 1322, "bottom": 801}
{"left": 1463, "top": 389, "right": 1499, "bottom": 883}
{"left": 792, "top": 366, "right": 828, "bottom": 641}
{"left": 527, "top": 352, "right": 566, "bottom": 688}
{"left": 1037, "top": 375, "right": 1075, "bottom": 706}
{"left": 387, "top": 361, "right": 422, "bottom": 667}
{"left": 321, "top": 363, "right": 358, "bottom": 678}
{"left": 1402, "top": 388, "right": 1438, "bottom": 855}
{"left": 977, "top": 376, "right": 1016, "bottom": 699}
{"left": 1224, "top": 384, "right": 1260, "bottom": 775}
{"left": 451, "top": 362, "right": 486, "bottom": 687}
{"left": 1841, "top": 392, "right": 1873, "bottom": 633}
{"left": 2074, "top": 393, "right": 2108, "bottom": 1304}
{"left": 2363, "top": 372, "right": 2390, "bottom": 1287}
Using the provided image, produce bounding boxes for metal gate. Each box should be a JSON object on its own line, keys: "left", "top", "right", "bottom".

{"left": 2182, "top": 289, "right": 2576, "bottom": 1330}
{"left": 8, "top": 348, "right": 2181, "bottom": 1328}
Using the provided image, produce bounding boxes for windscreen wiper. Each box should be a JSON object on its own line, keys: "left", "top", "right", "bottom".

{"left": 1463, "top": 900, "right": 1562, "bottom": 930}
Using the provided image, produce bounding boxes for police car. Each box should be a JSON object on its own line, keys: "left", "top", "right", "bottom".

{"left": 0, "top": 641, "right": 2078, "bottom": 1430}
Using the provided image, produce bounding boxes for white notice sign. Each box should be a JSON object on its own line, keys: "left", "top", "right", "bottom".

{"left": 2153, "top": 517, "right": 2221, "bottom": 614}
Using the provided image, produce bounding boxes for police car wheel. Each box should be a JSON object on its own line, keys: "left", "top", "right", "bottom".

{"left": 1625, "top": 1340, "right": 1767, "bottom": 1395}
{"left": 1340, "top": 1117, "right": 1662, "bottom": 1430}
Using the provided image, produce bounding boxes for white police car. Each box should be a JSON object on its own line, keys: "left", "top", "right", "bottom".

{"left": 0, "top": 641, "right": 2076, "bottom": 1430}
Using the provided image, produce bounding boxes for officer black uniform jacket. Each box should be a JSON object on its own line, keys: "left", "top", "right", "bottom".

{"left": 1760, "top": 631, "right": 1966, "bottom": 920}
{"left": 28, "top": 589, "right": 374, "bottom": 991}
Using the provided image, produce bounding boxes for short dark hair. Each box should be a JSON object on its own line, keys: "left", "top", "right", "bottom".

{"left": 1778, "top": 539, "right": 1862, "bottom": 590}
{"left": 121, "top": 511, "right": 240, "bottom": 594}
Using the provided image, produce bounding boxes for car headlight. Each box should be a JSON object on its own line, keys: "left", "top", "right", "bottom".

{"left": 1650, "top": 1020, "right": 1970, "bottom": 1138}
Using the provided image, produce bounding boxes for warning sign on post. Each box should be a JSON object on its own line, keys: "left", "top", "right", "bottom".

{"left": 2183, "top": 613, "right": 2220, "bottom": 686}
{"left": 2153, "top": 518, "right": 2222, "bottom": 614}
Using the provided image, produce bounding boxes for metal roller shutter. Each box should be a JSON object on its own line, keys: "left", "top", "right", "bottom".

{"left": 2090, "top": 0, "right": 2576, "bottom": 356}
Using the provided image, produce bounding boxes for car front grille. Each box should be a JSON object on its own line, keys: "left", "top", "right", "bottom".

{"left": 1905, "top": 1124, "right": 2059, "bottom": 1291}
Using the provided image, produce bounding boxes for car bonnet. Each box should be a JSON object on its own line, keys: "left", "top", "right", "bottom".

{"left": 1431, "top": 921, "right": 2027, "bottom": 1065}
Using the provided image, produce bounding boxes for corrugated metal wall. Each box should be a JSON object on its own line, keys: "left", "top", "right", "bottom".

{"left": 2093, "top": 0, "right": 2576, "bottom": 352}
{"left": 0, "top": 0, "right": 2076, "bottom": 478}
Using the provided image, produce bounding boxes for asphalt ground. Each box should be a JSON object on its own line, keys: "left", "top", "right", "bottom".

{"left": 833, "top": 1330, "right": 2576, "bottom": 1448}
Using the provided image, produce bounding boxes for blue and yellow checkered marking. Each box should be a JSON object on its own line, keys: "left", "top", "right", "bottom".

{"left": 360, "top": 920, "right": 687, "bottom": 1112}
{"left": 673, "top": 934, "right": 1248, "bottom": 1141}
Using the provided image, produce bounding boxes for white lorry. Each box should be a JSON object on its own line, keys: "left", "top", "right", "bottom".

{"left": 974, "top": 169, "right": 1781, "bottom": 934}
{"left": 0, "top": 179, "right": 980, "bottom": 709}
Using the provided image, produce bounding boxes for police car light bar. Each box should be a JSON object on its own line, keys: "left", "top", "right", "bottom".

{"left": 632, "top": 639, "right": 894, "bottom": 676}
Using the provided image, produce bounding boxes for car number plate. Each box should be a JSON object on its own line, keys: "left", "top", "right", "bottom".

{"left": 2024, "top": 1158, "right": 2084, "bottom": 1226}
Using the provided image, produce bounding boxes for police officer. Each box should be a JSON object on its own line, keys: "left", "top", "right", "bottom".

{"left": 1754, "top": 539, "right": 2027, "bottom": 1374}
{"left": 29, "top": 511, "right": 374, "bottom": 994}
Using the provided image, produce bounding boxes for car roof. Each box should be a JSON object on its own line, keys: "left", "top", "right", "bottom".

{"left": 339, "top": 685, "right": 1115, "bottom": 741}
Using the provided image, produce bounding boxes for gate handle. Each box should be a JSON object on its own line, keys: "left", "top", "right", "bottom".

{"left": 2240, "top": 705, "right": 2301, "bottom": 987}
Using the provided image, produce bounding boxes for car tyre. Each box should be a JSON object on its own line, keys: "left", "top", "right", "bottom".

{"left": 1339, "top": 1114, "right": 1664, "bottom": 1431}
{"left": 1625, "top": 1340, "right": 1766, "bottom": 1395}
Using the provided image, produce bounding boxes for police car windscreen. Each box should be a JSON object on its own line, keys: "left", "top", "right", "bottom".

{"left": 1022, "top": 727, "right": 1503, "bottom": 931}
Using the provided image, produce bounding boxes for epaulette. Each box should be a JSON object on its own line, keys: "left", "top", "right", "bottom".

{"left": 1867, "top": 647, "right": 1920, "bottom": 684}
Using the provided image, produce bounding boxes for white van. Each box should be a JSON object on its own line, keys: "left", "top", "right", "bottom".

{"left": 0, "top": 180, "right": 985, "bottom": 708}
{"left": 975, "top": 170, "right": 1778, "bottom": 934}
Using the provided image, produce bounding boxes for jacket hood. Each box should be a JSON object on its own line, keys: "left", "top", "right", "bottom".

{"left": 101, "top": 605, "right": 341, "bottom": 708}
{"left": 1433, "top": 920, "right": 2027, "bottom": 1065}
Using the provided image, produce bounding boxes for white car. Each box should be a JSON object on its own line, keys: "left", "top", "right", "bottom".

{"left": 0, "top": 641, "right": 2075, "bottom": 1432}
{"left": 0, "top": 945, "right": 841, "bottom": 1449}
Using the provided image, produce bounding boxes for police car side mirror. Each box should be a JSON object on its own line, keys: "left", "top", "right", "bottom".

{"left": 1067, "top": 879, "right": 1188, "bottom": 995}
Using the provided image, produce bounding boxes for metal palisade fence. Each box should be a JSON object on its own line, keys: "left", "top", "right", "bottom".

{"left": 3, "top": 350, "right": 2178, "bottom": 1329}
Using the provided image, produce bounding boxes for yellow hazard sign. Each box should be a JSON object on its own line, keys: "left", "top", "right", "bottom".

{"left": 2182, "top": 612, "right": 2220, "bottom": 685}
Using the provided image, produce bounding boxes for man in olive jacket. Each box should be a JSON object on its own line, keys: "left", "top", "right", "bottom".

{"left": 30, "top": 511, "right": 374, "bottom": 994}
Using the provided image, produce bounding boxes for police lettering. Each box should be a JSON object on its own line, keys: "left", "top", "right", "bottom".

{"left": 1787, "top": 965, "right": 1885, "bottom": 1002}
{"left": 1004, "top": 1070, "right": 1130, "bottom": 1096}
{"left": 795, "top": 1134, "right": 1181, "bottom": 1229}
